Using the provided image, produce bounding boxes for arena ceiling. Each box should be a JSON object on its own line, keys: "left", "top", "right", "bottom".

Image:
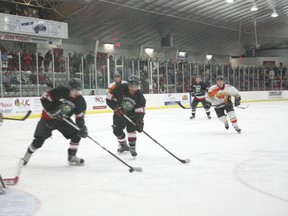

{"left": 2, "top": 0, "right": 288, "bottom": 56}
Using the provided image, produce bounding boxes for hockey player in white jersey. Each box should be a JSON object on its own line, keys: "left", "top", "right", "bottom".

{"left": 205, "top": 76, "right": 241, "bottom": 133}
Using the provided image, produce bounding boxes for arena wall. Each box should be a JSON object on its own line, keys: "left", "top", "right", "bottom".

{"left": 0, "top": 91, "right": 287, "bottom": 118}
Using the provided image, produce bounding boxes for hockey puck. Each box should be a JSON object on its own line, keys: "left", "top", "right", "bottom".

{"left": 129, "top": 168, "right": 134, "bottom": 172}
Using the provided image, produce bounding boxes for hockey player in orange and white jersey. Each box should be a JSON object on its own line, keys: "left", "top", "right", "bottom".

{"left": 205, "top": 76, "right": 242, "bottom": 133}
{"left": 107, "top": 73, "right": 127, "bottom": 93}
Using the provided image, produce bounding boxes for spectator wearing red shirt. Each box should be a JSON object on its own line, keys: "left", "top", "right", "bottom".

{"left": 24, "top": 50, "right": 32, "bottom": 71}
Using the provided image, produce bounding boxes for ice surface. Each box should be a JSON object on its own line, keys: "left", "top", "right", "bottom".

{"left": 0, "top": 101, "right": 288, "bottom": 216}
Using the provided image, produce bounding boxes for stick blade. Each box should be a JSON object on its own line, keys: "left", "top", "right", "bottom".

{"left": 180, "top": 158, "right": 191, "bottom": 163}
{"left": 236, "top": 104, "right": 249, "bottom": 109}
{"left": 3, "top": 176, "right": 19, "bottom": 186}
{"left": 129, "top": 167, "right": 143, "bottom": 172}
{"left": 178, "top": 101, "right": 190, "bottom": 109}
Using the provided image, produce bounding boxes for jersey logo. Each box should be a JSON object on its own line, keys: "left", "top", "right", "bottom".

{"left": 121, "top": 96, "right": 136, "bottom": 112}
{"left": 216, "top": 92, "right": 228, "bottom": 99}
{"left": 59, "top": 98, "right": 75, "bottom": 114}
{"left": 195, "top": 85, "right": 201, "bottom": 93}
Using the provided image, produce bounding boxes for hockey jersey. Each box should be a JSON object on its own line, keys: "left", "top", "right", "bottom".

{"left": 41, "top": 86, "right": 87, "bottom": 127}
{"left": 205, "top": 84, "right": 240, "bottom": 106}
{"left": 190, "top": 81, "right": 208, "bottom": 100}
{"left": 106, "top": 83, "right": 146, "bottom": 120}
{"left": 107, "top": 80, "right": 127, "bottom": 93}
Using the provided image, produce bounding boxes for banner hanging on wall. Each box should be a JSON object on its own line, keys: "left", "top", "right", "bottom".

{"left": 0, "top": 32, "right": 62, "bottom": 45}
{"left": 0, "top": 13, "right": 68, "bottom": 39}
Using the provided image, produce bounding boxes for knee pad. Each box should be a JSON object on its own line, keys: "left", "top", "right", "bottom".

{"left": 32, "top": 136, "right": 45, "bottom": 149}
{"left": 113, "top": 126, "right": 124, "bottom": 137}
{"left": 71, "top": 135, "right": 81, "bottom": 144}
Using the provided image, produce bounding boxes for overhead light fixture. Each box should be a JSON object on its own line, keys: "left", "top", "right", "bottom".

{"left": 225, "top": 0, "right": 234, "bottom": 3}
{"left": 145, "top": 48, "right": 154, "bottom": 54}
{"left": 250, "top": 4, "right": 258, "bottom": 11}
{"left": 178, "top": 52, "right": 187, "bottom": 57}
{"left": 271, "top": 10, "right": 278, "bottom": 17}
{"left": 104, "top": 43, "right": 114, "bottom": 48}
{"left": 206, "top": 55, "right": 213, "bottom": 61}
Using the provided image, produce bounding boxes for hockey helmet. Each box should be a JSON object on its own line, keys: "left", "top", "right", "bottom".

{"left": 127, "top": 75, "right": 140, "bottom": 90}
{"left": 68, "top": 78, "right": 82, "bottom": 91}
{"left": 114, "top": 73, "right": 121, "bottom": 78}
{"left": 216, "top": 76, "right": 224, "bottom": 81}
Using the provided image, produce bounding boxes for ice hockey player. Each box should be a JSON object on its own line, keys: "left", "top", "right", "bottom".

{"left": 22, "top": 78, "right": 88, "bottom": 166}
{"left": 106, "top": 75, "right": 146, "bottom": 157}
{"left": 189, "top": 75, "right": 211, "bottom": 119}
{"left": 205, "top": 76, "right": 242, "bottom": 133}
{"left": 107, "top": 73, "right": 126, "bottom": 93}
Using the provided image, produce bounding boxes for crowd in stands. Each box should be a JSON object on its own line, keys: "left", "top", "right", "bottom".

{"left": 1, "top": 3, "right": 47, "bottom": 19}
{"left": 1, "top": 43, "right": 288, "bottom": 97}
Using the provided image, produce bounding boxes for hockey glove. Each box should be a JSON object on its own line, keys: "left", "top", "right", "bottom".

{"left": 235, "top": 96, "right": 241, "bottom": 107}
{"left": 48, "top": 108, "right": 65, "bottom": 120}
{"left": 77, "top": 125, "right": 88, "bottom": 138}
{"left": 135, "top": 119, "right": 144, "bottom": 133}
{"left": 204, "top": 102, "right": 212, "bottom": 109}
{"left": 191, "top": 92, "right": 196, "bottom": 97}
{"left": 114, "top": 106, "right": 126, "bottom": 117}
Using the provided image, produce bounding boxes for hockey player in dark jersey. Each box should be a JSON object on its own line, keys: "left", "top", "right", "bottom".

{"left": 106, "top": 75, "right": 146, "bottom": 157}
{"left": 190, "top": 75, "right": 211, "bottom": 119}
{"left": 22, "top": 78, "right": 88, "bottom": 166}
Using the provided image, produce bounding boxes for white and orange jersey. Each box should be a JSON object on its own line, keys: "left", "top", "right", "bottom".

{"left": 205, "top": 84, "right": 240, "bottom": 106}
{"left": 107, "top": 80, "right": 127, "bottom": 93}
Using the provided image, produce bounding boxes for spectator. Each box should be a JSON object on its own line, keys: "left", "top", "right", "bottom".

{"left": 89, "top": 90, "right": 96, "bottom": 95}
{"left": 38, "top": 52, "right": 44, "bottom": 70}
{"left": 23, "top": 50, "right": 32, "bottom": 71}
{"left": 44, "top": 50, "right": 52, "bottom": 72}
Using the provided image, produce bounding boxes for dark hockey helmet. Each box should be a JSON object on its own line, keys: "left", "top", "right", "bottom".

{"left": 216, "top": 76, "right": 224, "bottom": 81}
{"left": 68, "top": 78, "right": 82, "bottom": 90}
{"left": 127, "top": 75, "right": 140, "bottom": 90}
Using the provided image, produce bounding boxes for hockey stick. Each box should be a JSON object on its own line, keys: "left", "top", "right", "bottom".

{"left": 178, "top": 101, "right": 214, "bottom": 109}
{"left": 3, "top": 158, "right": 24, "bottom": 186}
{"left": 235, "top": 104, "right": 250, "bottom": 109}
{"left": 3, "top": 110, "right": 32, "bottom": 121}
{"left": 178, "top": 101, "right": 249, "bottom": 110}
{"left": 123, "top": 114, "right": 191, "bottom": 164}
{"left": 62, "top": 118, "right": 142, "bottom": 173}
{"left": 178, "top": 101, "right": 192, "bottom": 109}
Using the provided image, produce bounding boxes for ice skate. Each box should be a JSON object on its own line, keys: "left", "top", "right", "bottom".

{"left": 22, "top": 152, "right": 32, "bottom": 165}
{"left": 224, "top": 121, "right": 229, "bottom": 129}
{"left": 129, "top": 146, "right": 137, "bottom": 157}
{"left": 207, "top": 114, "right": 211, "bottom": 119}
{"left": 190, "top": 113, "right": 195, "bottom": 119}
{"left": 234, "top": 126, "right": 241, "bottom": 133}
{"left": 68, "top": 155, "right": 85, "bottom": 166}
{"left": 117, "top": 142, "right": 129, "bottom": 153}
